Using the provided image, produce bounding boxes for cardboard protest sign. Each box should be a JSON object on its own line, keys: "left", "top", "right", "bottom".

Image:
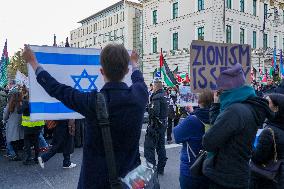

{"left": 190, "top": 40, "right": 251, "bottom": 93}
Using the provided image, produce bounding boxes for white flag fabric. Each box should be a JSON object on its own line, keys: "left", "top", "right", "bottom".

{"left": 15, "top": 70, "right": 29, "bottom": 87}
{"left": 28, "top": 46, "right": 132, "bottom": 121}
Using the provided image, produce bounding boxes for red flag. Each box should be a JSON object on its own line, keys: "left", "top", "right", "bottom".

{"left": 160, "top": 48, "right": 164, "bottom": 69}
{"left": 185, "top": 74, "right": 190, "bottom": 83}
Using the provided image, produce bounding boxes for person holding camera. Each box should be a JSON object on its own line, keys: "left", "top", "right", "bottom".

{"left": 144, "top": 79, "right": 168, "bottom": 175}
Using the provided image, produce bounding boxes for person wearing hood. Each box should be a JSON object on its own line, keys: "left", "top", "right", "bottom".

{"left": 250, "top": 93, "right": 284, "bottom": 189}
{"left": 174, "top": 90, "right": 213, "bottom": 189}
{"left": 202, "top": 63, "right": 272, "bottom": 189}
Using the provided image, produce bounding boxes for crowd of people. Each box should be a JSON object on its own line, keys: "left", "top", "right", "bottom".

{"left": 0, "top": 43, "right": 283, "bottom": 189}
{"left": 0, "top": 81, "right": 80, "bottom": 168}
{"left": 145, "top": 64, "right": 284, "bottom": 189}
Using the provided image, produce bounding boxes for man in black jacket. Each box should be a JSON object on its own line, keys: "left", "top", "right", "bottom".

{"left": 23, "top": 44, "right": 148, "bottom": 189}
{"left": 202, "top": 63, "right": 272, "bottom": 189}
{"left": 144, "top": 79, "right": 168, "bottom": 175}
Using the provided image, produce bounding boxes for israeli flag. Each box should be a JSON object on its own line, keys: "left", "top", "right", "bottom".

{"left": 28, "top": 46, "right": 132, "bottom": 121}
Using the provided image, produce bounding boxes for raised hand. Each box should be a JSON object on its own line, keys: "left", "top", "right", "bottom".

{"left": 22, "top": 45, "right": 40, "bottom": 71}
{"left": 214, "top": 90, "right": 221, "bottom": 103}
{"left": 130, "top": 50, "right": 139, "bottom": 69}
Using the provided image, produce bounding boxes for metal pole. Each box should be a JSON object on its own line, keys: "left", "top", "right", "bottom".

{"left": 223, "top": 0, "right": 226, "bottom": 43}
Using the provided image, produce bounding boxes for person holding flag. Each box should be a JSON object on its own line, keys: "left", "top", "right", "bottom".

{"left": 23, "top": 44, "right": 148, "bottom": 189}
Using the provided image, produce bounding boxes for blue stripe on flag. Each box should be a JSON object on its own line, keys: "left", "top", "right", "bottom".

{"left": 30, "top": 102, "right": 75, "bottom": 114}
{"left": 34, "top": 52, "right": 100, "bottom": 65}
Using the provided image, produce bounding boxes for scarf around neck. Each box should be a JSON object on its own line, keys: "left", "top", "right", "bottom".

{"left": 220, "top": 85, "right": 256, "bottom": 112}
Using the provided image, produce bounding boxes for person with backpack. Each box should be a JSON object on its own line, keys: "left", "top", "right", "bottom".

{"left": 173, "top": 90, "right": 213, "bottom": 189}
{"left": 202, "top": 63, "right": 273, "bottom": 189}
{"left": 23, "top": 44, "right": 148, "bottom": 189}
{"left": 250, "top": 93, "right": 284, "bottom": 189}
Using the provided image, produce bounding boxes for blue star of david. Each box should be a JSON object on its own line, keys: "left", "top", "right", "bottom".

{"left": 71, "top": 69, "right": 98, "bottom": 92}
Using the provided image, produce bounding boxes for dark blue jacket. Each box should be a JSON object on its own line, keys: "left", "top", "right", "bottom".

{"left": 173, "top": 108, "right": 209, "bottom": 177}
{"left": 36, "top": 70, "right": 148, "bottom": 189}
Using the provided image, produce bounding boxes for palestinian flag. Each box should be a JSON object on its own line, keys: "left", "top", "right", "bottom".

{"left": 176, "top": 73, "right": 190, "bottom": 83}
{"left": 160, "top": 49, "right": 178, "bottom": 87}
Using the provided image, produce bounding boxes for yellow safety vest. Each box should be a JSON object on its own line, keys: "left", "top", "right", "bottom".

{"left": 22, "top": 116, "right": 45, "bottom": 127}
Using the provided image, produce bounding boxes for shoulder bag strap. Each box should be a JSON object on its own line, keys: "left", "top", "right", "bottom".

{"left": 186, "top": 115, "right": 202, "bottom": 162}
{"left": 186, "top": 142, "right": 197, "bottom": 163}
{"left": 268, "top": 127, "right": 278, "bottom": 162}
{"left": 96, "top": 92, "right": 123, "bottom": 189}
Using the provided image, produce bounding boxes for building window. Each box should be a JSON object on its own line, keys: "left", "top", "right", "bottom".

{"left": 109, "top": 17, "right": 112, "bottom": 26}
{"left": 197, "top": 27, "right": 204, "bottom": 41}
{"left": 108, "top": 32, "right": 112, "bottom": 41}
{"left": 173, "top": 32, "right": 178, "bottom": 50}
{"left": 283, "top": 38, "right": 284, "bottom": 50}
{"left": 274, "top": 36, "right": 277, "bottom": 48}
{"left": 153, "top": 37, "right": 157, "bottom": 53}
{"left": 103, "top": 34, "right": 106, "bottom": 43}
{"left": 264, "top": 3, "right": 268, "bottom": 19}
{"left": 226, "top": 25, "right": 232, "bottom": 43}
{"left": 263, "top": 33, "right": 268, "bottom": 49}
{"left": 153, "top": 10, "right": 157, "bottom": 24}
{"left": 198, "top": 0, "right": 204, "bottom": 11}
{"left": 240, "top": 0, "right": 244, "bottom": 12}
{"left": 94, "top": 37, "right": 97, "bottom": 45}
{"left": 114, "top": 30, "right": 118, "bottom": 39}
{"left": 226, "top": 0, "right": 231, "bottom": 9}
{"left": 283, "top": 10, "right": 284, "bottom": 23}
{"left": 240, "top": 28, "right": 245, "bottom": 44}
{"left": 253, "top": 0, "right": 257, "bottom": 16}
{"left": 253, "top": 31, "right": 257, "bottom": 49}
{"left": 173, "top": 2, "right": 178, "bottom": 19}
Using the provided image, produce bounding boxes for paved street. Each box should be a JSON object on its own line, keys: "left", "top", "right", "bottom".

{"left": 0, "top": 124, "right": 182, "bottom": 189}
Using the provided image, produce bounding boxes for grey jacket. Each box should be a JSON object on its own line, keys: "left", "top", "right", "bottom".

{"left": 3, "top": 104, "right": 24, "bottom": 142}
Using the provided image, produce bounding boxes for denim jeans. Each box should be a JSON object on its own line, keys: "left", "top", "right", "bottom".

{"left": 39, "top": 128, "right": 48, "bottom": 148}
{"left": 6, "top": 142, "right": 16, "bottom": 156}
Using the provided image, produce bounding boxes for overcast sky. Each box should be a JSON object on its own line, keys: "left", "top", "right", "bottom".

{"left": 0, "top": 0, "right": 139, "bottom": 56}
